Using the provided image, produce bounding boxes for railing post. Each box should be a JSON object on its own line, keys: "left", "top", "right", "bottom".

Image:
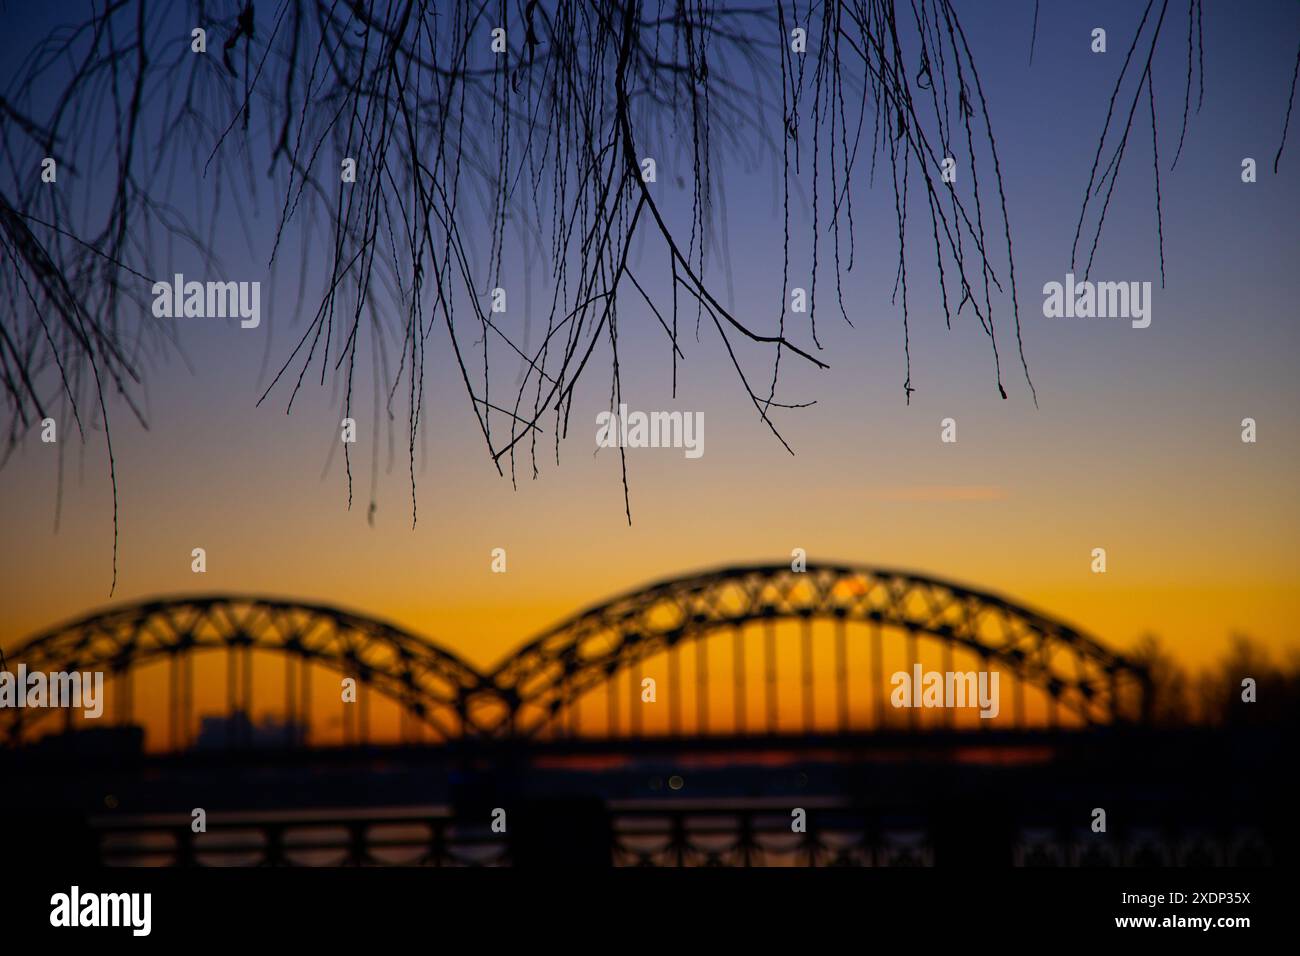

{"left": 176, "top": 824, "right": 196, "bottom": 867}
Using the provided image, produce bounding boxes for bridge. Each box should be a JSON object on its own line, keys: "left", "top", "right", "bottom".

{"left": 9, "top": 563, "right": 1280, "bottom": 867}
{"left": 2, "top": 562, "right": 1152, "bottom": 750}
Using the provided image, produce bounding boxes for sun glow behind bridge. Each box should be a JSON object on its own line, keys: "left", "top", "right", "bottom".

{"left": 2, "top": 563, "right": 1149, "bottom": 752}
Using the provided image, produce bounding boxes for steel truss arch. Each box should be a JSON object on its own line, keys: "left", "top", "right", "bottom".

{"left": 488, "top": 563, "right": 1151, "bottom": 735}
{"left": 1, "top": 595, "right": 483, "bottom": 745}
{"left": 3, "top": 564, "right": 1152, "bottom": 746}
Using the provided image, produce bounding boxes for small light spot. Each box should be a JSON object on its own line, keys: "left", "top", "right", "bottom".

{"left": 668, "top": 775, "right": 684, "bottom": 791}
{"left": 104, "top": 794, "right": 119, "bottom": 809}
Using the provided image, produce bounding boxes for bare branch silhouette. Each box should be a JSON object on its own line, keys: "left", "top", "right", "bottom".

{"left": 26, "top": 1, "right": 1300, "bottom": 588}
{"left": 1275, "top": 41, "right": 1300, "bottom": 173}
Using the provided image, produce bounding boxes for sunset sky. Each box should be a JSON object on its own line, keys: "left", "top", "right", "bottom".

{"left": 2, "top": 0, "right": 1298, "bottom": 698}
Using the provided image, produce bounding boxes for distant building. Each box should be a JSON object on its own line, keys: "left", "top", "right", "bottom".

{"left": 194, "top": 711, "right": 306, "bottom": 749}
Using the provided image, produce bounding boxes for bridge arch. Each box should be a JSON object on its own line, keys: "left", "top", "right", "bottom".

{"left": 2, "top": 564, "right": 1152, "bottom": 749}
{"left": 486, "top": 563, "right": 1151, "bottom": 737}
{"left": 1, "top": 595, "right": 483, "bottom": 747}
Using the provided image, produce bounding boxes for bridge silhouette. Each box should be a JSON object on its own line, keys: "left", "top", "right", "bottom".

{"left": 9, "top": 563, "right": 1280, "bottom": 867}
{"left": 3, "top": 562, "right": 1151, "bottom": 750}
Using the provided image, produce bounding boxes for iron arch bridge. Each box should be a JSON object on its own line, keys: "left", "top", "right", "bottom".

{"left": 2, "top": 563, "right": 1151, "bottom": 749}
{"left": 0, "top": 596, "right": 484, "bottom": 747}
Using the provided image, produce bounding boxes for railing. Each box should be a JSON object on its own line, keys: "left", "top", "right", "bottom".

{"left": 88, "top": 802, "right": 1269, "bottom": 867}
{"left": 94, "top": 807, "right": 508, "bottom": 867}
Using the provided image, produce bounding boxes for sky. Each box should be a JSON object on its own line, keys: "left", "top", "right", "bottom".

{"left": 2, "top": 0, "right": 1298, "bottom": 722}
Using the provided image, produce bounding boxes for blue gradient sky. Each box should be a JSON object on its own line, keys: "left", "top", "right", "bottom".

{"left": 1, "top": 0, "right": 1297, "bottom": 676}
